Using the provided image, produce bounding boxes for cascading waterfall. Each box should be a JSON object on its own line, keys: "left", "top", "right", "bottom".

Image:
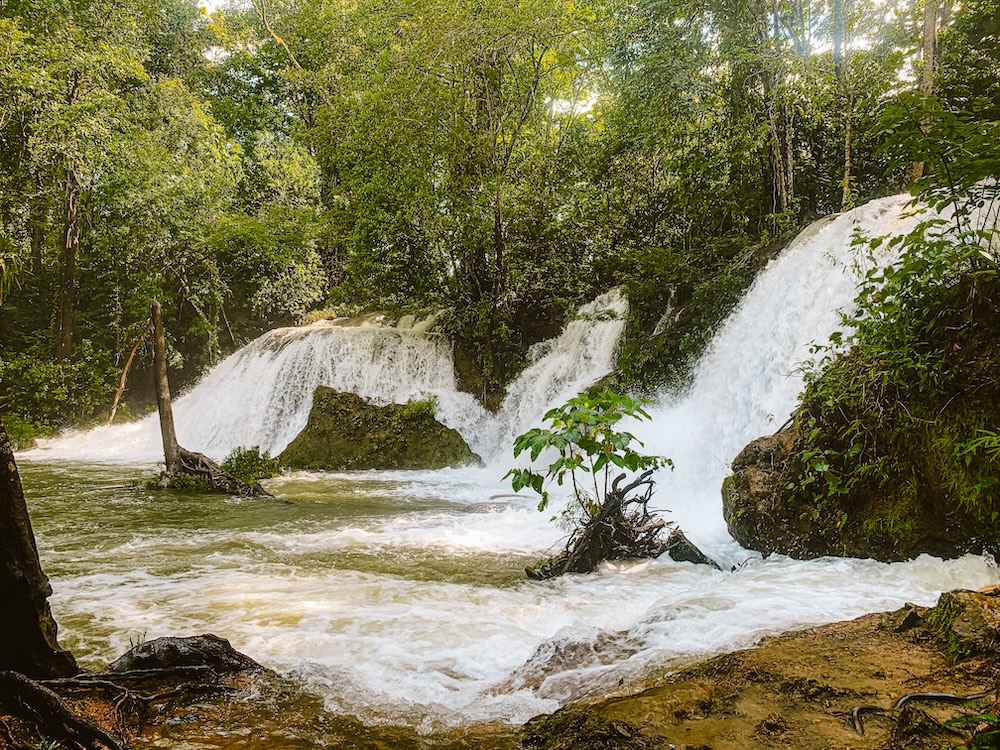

{"left": 635, "top": 194, "right": 922, "bottom": 553}
{"left": 30, "top": 291, "right": 627, "bottom": 463}
{"left": 22, "top": 195, "right": 1000, "bottom": 733}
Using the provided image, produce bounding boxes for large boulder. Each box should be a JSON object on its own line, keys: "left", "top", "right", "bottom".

{"left": 723, "top": 411, "right": 1000, "bottom": 561}
{"left": 278, "top": 387, "right": 482, "bottom": 470}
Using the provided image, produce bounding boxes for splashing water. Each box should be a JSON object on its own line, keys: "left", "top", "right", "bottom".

{"left": 20, "top": 195, "right": 1000, "bottom": 733}
{"left": 635, "top": 194, "right": 923, "bottom": 558}
{"left": 29, "top": 292, "right": 627, "bottom": 463}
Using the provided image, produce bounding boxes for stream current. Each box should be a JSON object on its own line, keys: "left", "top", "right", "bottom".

{"left": 20, "top": 194, "right": 1000, "bottom": 730}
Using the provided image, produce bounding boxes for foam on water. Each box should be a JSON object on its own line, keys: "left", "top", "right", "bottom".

{"left": 35, "top": 469, "right": 999, "bottom": 727}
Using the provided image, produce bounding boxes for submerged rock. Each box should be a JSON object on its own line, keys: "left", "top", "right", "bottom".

{"left": 278, "top": 387, "right": 482, "bottom": 471}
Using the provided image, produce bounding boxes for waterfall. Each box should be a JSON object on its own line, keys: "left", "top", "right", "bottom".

{"left": 30, "top": 292, "right": 627, "bottom": 463}
{"left": 634, "top": 194, "right": 921, "bottom": 550}
{"left": 31, "top": 195, "right": 919, "bottom": 483}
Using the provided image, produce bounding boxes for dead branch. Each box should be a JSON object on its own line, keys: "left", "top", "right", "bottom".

{"left": 108, "top": 322, "right": 152, "bottom": 424}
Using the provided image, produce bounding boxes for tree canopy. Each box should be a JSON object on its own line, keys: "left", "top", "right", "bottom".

{"left": 1, "top": 0, "right": 997, "bottom": 429}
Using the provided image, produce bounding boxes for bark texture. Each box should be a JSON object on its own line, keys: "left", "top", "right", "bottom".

{"left": 0, "top": 417, "right": 78, "bottom": 678}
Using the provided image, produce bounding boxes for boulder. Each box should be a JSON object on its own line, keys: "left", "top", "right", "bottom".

{"left": 102, "top": 633, "right": 263, "bottom": 675}
{"left": 278, "top": 387, "right": 482, "bottom": 471}
{"left": 723, "top": 413, "right": 1000, "bottom": 562}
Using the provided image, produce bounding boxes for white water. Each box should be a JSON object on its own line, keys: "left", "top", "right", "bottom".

{"left": 637, "top": 194, "right": 923, "bottom": 558}
{"left": 23, "top": 195, "right": 1000, "bottom": 730}
{"left": 30, "top": 292, "right": 628, "bottom": 463}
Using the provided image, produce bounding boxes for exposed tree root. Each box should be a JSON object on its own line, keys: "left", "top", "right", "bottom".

{"left": 0, "top": 671, "right": 130, "bottom": 750}
{"left": 527, "top": 471, "right": 716, "bottom": 580}
{"left": 160, "top": 447, "right": 275, "bottom": 498}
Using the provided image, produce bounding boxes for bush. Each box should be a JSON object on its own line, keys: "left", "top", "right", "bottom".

{"left": 221, "top": 445, "right": 281, "bottom": 484}
{"left": 0, "top": 340, "right": 116, "bottom": 429}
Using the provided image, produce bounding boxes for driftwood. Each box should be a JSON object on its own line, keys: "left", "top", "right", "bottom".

{"left": 149, "top": 300, "right": 273, "bottom": 498}
{"left": 527, "top": 471, "right": 717, "bottom": 580}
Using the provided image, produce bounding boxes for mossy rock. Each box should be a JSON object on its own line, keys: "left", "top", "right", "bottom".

{"left": 722, "top": 277, "right": 1000, "bottom": 562}
{"left": 722, "top": 408, "right": 1000, "bottom": 561}
{"left": 278, "top": 387, "right": 482, "bottom": 471}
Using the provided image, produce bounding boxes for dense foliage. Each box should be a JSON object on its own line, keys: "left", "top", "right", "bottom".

{"left": 1, "top": 0, "right": 997, "bottom": 429}
{"left": 779, "top": 93, "right": 1000, "bottom": 555}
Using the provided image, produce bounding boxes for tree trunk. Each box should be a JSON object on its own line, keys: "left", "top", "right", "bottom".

{"left": 54, "top": 71, "right": 85, "bottom": 361}
{"left": 910, "top": 0, "right": 939, "bottom": 183}
{"left": 54, "top": 161, "right": 81, "bottom": 360}
{"left": 842, "top": 91, "right": 854, "bottom": 209}
{"left": 149, "top": 300, "right": 274, "bottom": 497}
{"left": 0, "top": 417, "right": 78, "bottom": 678}
{"left": 29, "top": 170, "right": 47, "bottom": 274}
{"left": 151, "top": 299, "right": 182, "bottom": 476}
{"left": 108, "top": 322, "right": 152, "bottom": 424}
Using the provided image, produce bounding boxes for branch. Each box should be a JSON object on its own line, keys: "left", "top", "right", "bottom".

{"left": 249, "top": 0, "right": 303, "bottom": 71}
{"left": 109, "top": 323, "right": 152, "bottom": 424}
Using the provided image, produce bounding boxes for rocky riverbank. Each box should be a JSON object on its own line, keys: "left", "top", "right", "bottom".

{"left": 5, "top": 588, "right": 996, "bottom": 749}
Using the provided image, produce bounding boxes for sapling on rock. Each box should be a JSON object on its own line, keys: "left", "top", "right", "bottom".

{"left": 506, "top": 390, "right": 716, "bottom": 579}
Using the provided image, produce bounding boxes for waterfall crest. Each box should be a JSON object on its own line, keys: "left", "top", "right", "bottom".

{"left": 31, "top": 292, "right": 627, "bottom": 463}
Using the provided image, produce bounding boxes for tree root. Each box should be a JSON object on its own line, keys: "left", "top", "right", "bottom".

{"left": 160, "top": 447, "right": 275, "bottom": 498}
{"left": 0, "top": 670, "right": 130, "bottom": 750}
{"left": 527, "top": 471, "right": 715, "bottom": 579}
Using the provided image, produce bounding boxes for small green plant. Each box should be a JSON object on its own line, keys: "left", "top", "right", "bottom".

{"left": 506, "top": 390, "right": 670, "bottom": 513}
{"left": 947, "top": 712, "right": 1000, "bottom": 749}
{"left": 400, "top": 394, "right": 437, "bottom": 419}
{"left": 31, "top": 739, "right": 63, "bottom": 750}
{"left": 506, "top": 390, "right": 675, "bottom": 579}
{"left": 221, "top": 445, "right": 281, "bottom": 484}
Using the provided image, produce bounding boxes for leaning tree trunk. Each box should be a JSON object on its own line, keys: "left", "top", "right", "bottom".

{"left": 151, "top": 299, "right": 182, "bottom": 476}
{"left": 150, "top": 300, "right": 273, "bottom": 498}
{"left": 0, "top": 417, "right": 78, "bottom": 678}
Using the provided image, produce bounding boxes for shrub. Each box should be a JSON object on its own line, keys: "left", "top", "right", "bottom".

{"left": 221, "top": 445, "right": 281, "bottom": 484}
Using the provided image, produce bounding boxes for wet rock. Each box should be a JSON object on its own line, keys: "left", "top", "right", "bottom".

{"left": 925, "top": 590, "right": 1000, "bottom": 660}
{"left": 664, "top": 528, "right": 720, "bottom": 569}
{"left": 722, "top": 412, "right": 1000, "bottom": 562}
{"left": 102, "top": 634, "right": 264, "bottom": 675}
{"left": 278, "top": 387, "right": 482, "bottom": 471}
{"left": 521, "top": 704, "right": 664, "bottom": 750}
{"left": 489, "top": 628, "right": 638, "bottom": 699}
{"left": 894, "top": 604, "right": 925, "bottom": 633}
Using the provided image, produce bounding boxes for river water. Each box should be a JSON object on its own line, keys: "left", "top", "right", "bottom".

{"left": 20, "top": 194, "right": 1000, "bottom": 731}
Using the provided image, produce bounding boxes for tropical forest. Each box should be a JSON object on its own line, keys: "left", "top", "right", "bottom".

{"left": 0, "top": 0, "right": 998, "bottom": 747}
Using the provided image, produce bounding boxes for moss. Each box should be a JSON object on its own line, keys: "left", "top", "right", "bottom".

{"left": 278, "top": 387, "right": 482, "bottom": 471}
{"left": 925, "top": 593, "right": 979, "bottom": 664}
